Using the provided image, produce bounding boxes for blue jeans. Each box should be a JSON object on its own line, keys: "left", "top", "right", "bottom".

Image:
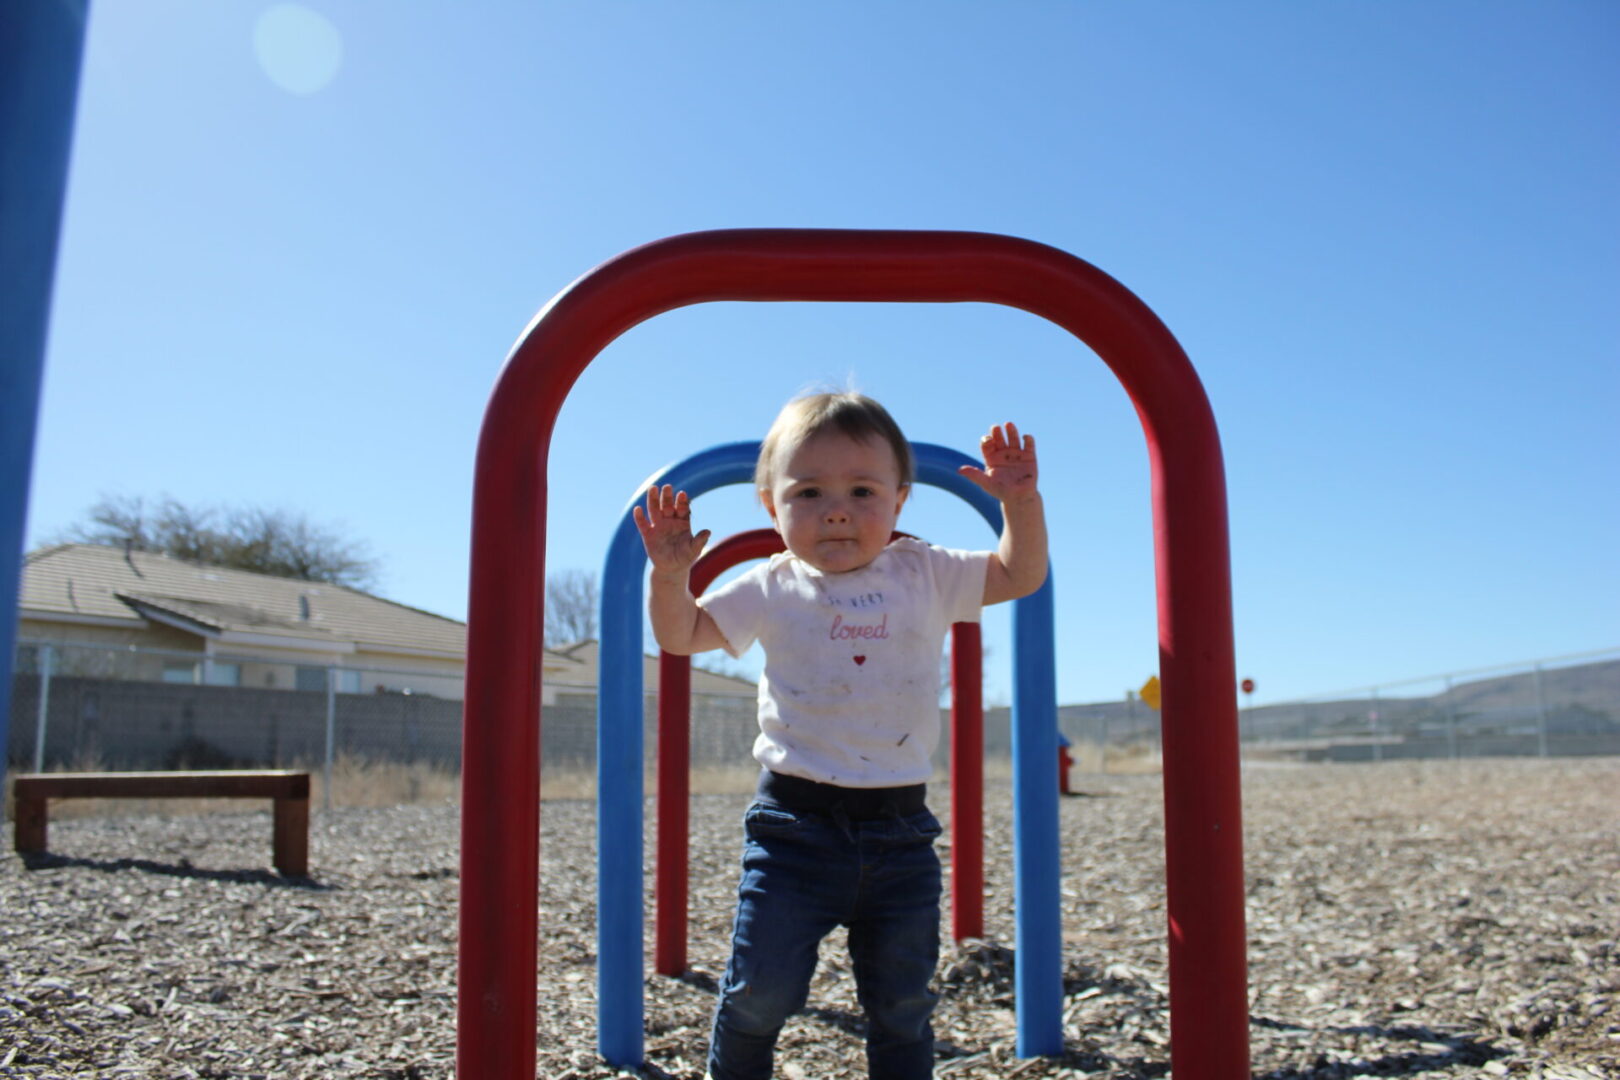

{"left": 707, "top": 798, "right": 943, "bottom": 1080}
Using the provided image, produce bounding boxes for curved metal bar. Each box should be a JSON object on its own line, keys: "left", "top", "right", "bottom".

{"left": 655, "top": 528, "right": 785, "bottom": 978}
{"left": 595, "top": 441, "right": 1059, "bottom": 1064}
{"left": 595, "top": 444, "right": 754, "bottom": 1066}
{"left": 461, "top": 229, "right": 1247, "bottom": 1079}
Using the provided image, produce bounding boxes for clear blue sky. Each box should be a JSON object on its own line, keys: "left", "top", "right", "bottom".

{"left": 27, "top": 2, "right": 1618, "bottom": 706}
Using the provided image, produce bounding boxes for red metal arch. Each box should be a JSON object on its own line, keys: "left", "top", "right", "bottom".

{"left": 655, "top": 528, "right": 786, "bottom": 976}
{"left": 460, "top": 229, "right": 1248, "bottom": 1078}
{"left": 653, "top": 528, "right": 991, "bottom": 976}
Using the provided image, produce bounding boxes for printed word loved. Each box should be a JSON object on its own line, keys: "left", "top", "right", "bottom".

{"left": 829, "top": 613, "right": 890, "bottom": 641}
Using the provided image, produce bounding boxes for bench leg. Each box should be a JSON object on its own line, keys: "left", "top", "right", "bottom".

{"left": 273, "top": 795, "right": 309, "bottom": 877}
{"left": 14, "top": 795, "right": 47, "bottom": 855}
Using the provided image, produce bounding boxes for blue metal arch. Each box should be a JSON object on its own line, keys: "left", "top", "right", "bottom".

{"left": 595, "top": 440, "right": 1062, "bottom": 1064}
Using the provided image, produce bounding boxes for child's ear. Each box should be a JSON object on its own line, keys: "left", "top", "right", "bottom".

{"left": 895, "top": 484, "right": 911, "bottom": 515}
{"left": 760, "top": 488, "right": 780, "bottom": 528}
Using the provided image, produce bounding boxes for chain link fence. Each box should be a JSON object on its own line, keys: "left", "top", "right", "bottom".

{"left": 9, "top": 641, "right": 1618, "bottom": 803}
{"left": 1029, "top": 649, "right": 1620, "bottom": 775}
{"left": 5, "top": 639, "right": 763, "bottom": 804}
{"left": 1233, "top": 649, "right": 1620, "bottom": 763}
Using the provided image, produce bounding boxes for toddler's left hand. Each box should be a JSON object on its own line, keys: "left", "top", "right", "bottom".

{"left": 959, "top": 422, "right": 1039, "bottom": 504}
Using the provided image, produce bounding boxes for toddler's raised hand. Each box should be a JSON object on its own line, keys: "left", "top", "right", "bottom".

{"left": 633, "top": 484, "right": 711, "bottom": 577}
{"left": 959, "top": 422, "right": 1040, "bottom": 505}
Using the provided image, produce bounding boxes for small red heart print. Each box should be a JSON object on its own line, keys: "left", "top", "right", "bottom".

{"left": 853, "top": 655, "right": 866, "bottom": 666}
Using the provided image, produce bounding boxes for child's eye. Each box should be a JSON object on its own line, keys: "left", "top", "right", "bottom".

{"left": 795, "top": 487, "right": 820, "bottom": 499}
{"left": 852, "top": 486, "right": 874, "bottom": 498}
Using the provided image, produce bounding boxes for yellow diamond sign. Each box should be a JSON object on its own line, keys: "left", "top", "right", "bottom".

{"left": 1139, "top": 675, "right": 1162, "bottom": 711}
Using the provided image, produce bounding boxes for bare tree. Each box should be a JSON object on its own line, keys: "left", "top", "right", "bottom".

{"left": 215, "top": 505, "right": 378, "bottom": 586}
{"left": 544, "top": 569, "right": 599, "bottom": 647}
{"left": 53, "top": 493, "right": 379, "bottom": 589}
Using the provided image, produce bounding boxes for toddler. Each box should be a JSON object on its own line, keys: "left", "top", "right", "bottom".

{"left": 634, "top": 392, "right": 1047, "bottom": 1080}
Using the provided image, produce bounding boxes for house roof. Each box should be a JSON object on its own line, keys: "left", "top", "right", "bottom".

{"left": 22, "top": 544, "right": 469, "bottom": 659}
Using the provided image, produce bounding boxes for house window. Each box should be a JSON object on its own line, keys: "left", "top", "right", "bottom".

{"left": 205, "top": 662, "right": 241, "bottom": 687}
{"left": 295, "top": 667, "right": 361, "bottom": 693}
{"left": 163, "top": 662, "right": 199, "bottom": 684}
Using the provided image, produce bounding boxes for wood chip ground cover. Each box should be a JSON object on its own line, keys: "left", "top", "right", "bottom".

{"left": 1, "top": 758, "right": 1614, "bottom": 1078}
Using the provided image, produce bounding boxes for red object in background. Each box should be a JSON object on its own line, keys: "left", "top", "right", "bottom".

{"left": 460, "top": 229, "right": 1248, "bottom": 1079}
{"left": 655, "top": 529, "right": 783, "bottom": 977}
{"left": 949, "top": 620, "right": 984, "bottom": 942}
{"left": 656, "top": 529, "right": 988, "bottom": 972}
{"left": 1241, "top": 678, "right": 1255, "bottom": 695}
{"left": 1057, "top": 740, "right": 1074, "bottom": 795}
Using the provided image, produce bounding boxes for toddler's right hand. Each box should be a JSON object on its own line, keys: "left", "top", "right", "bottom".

{"left": 632, "top": 484, "right": 711, "bottom": 577}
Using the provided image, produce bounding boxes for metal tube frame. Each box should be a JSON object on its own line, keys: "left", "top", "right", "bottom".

{"left": 652, "top": 524, "right": 998, "bottom": 970}
{"left": 0, "top": 1, "right": 91, "bottom": 800}
{"left": 653, "top": 527, "right": 786, "bottom": 978}
{"left": 597, "top": 441, "right": 1058, "bottom": 1063}
{"left": 459, "top": 229, "right": 1248, "bottom": 1079}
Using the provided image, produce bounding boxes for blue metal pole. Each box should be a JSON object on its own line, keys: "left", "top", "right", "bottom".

{"left": 595, "top": 440, "right": 1062, "bottom": 1066}
{"left": 922, "top": 449, "right": 1067, "bottom": 1054}
{"left": 595, "top": 515, "right": 650, "bottom": 1066}
{"left": 596, "top": 443, "right": 756, "bottom": 1066}
{"left": 1011, "top": 574, "right": 1062, "bottom": 1055}
{"left": 1, "top": 1, "right": 91, "bottom": 783}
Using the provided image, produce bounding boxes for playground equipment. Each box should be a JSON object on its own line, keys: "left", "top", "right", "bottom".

{"left": 459, "top": 229, "right": 1249, "bottom": 1079}
{"left": 653, "top": 526, "right": 991, "bottom": 974}
{"left": 654, "top": 528, "right": 785, "bottom": 978}
{"left": 0, "top": 4, "right": 90, "bottom": 787}
{"left": 12, "top": 769, "right": 311, "bottom": 875}
{"left": 654, "top": 527, "right": 972, "bottom": 977}
{"left": 596, "top": 442, "right": 1059, "bottom": 1065}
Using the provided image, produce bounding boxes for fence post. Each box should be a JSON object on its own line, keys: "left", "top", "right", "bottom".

{"left": 1370, "top": 688, "right": 1382, "bottom": 763}
{"left": 32, "top": 643, "right": 54, "bottom": 772}
{"left": 324, "top": 666, "right": 337, "bottom": 812}
{"left": 1444, "top": 676, "right": 1458, "bottom": 760}
{"left": 1532, "top": 664, "right": 1549, "bottom": 759}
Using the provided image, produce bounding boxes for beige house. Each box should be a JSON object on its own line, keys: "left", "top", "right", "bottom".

{"left": 17, "top": 544, "right": 752, "bottom": 707}
{"left": 545, "top": 638, "right": 759, "bottom": 707}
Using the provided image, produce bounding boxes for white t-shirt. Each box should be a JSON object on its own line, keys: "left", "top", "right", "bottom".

{"left": 698, "top": 537, "right": 990, "bottom": 787}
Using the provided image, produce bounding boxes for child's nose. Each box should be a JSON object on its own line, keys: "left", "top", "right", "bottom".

{"left": 823, "top": 500, "right": 850, "bottom": 523}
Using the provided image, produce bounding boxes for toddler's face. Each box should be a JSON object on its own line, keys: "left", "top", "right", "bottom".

{"left": 762, "top": 431, "right": 909, "bottom": 574}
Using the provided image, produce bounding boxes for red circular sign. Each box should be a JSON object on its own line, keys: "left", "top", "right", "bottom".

{"left": 1240, "top": 678, "right": 1255, "bottom": 695}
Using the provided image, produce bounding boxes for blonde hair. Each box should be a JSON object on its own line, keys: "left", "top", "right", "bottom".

{"left": 755, "top": 392, "right": 914, "bottom": 492}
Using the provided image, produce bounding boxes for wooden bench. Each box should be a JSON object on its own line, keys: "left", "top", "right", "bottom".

{"left": 11, "top": 770, "right": 310, "bottom": 877}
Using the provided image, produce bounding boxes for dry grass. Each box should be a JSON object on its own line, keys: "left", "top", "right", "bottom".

{"left": 311, "top": 755, "right": 459, "bottom": 808}
{"left": 3, "top": 754, "right": 460, "bottom": 821}
{"left": 1066, "top": 737, "right": 1164, "bottom": 777}
{"left": 544, "top": 752, "right": 1169, "bottom": 803}
{"left": 6, "top": 752, "right": 1164, "bottom": 818}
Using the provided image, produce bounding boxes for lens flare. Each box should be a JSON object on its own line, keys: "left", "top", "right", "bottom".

{"left": 253, "top": 4, "right": 343, "bottom": 95}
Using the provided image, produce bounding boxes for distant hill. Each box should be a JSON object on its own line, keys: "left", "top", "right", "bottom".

{"left": 1448, "top": 658, "right": 1619, "bottom": 713}
{"left": 1237, "top": 658, "right": 1620, "bottom": 740}
{"left": 978, "top": 657, "right": 1620, "bottom": 751}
